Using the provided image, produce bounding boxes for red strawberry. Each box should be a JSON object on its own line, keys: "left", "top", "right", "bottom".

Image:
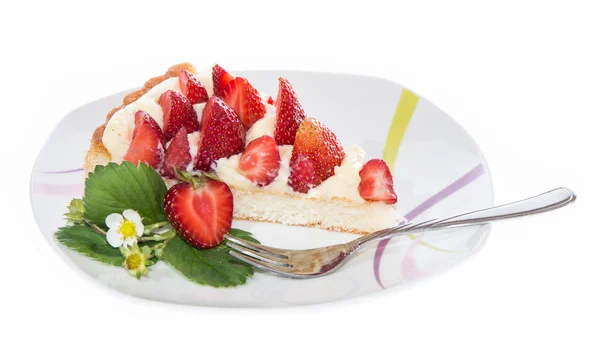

{"left": 212, "top": 64, "right": 235, "bottom": 98}
{"left": 274, "top": 77, "right": 306, "bottom": 145}
{"left": 194, "top": 96, "right": 246, "bottom": 171}
{"left": 123, "top": 110, "right": 165, "bottom": 169}
{"left": 179, "top": 70, "right": 209, "bottom": 104}
{"left": 264, "top": 94, "right": 275, "bottom": 105}
{"left": 222, "top": 77, "right": 267, "bottom": 128}
{"left": 159, "top": 90, "right": 199, "bottom": 142}
{"left": 161, "top": 128, "right": 193, "bottom": 178}
{"left": 288, "top": 118, "right": 345, "bottom": 193}
{"left": 358, "top": 159, "right": 398, "bottom": 204}
{"left": 287, "top": 155, "right": 316, "bottom": 193}
{"left": 238, "top": 135, "right": 280, "bottom": 186}
{"left": 164, "top": 172, "right": 233, "bottom": 249}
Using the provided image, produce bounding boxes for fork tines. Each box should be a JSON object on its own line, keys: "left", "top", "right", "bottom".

{"left": 224, "top": 235, "right": 293, "bottom": 273}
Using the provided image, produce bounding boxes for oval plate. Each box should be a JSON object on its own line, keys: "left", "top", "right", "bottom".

{"left": 31, "top": 70, "right": 493, "bottom": 308}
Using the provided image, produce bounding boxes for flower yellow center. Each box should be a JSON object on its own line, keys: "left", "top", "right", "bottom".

{"left": 125, "top": 253, "right": 142, "bottom": 270}
{"left": 119, "top": 220, "right": 137, "bottom": 239}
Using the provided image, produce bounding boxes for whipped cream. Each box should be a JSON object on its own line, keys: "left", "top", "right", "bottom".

{"left": 186, "top": 131, "right": 201, "bottom": 171}
{"left": 246, "top": 104, "right": 277, "bottom": 142}
{"left": 306, "top": 145, "right": 366, "bottom": 202}
{"left": 214, "top": 144, "right": 367, "bottom": 202}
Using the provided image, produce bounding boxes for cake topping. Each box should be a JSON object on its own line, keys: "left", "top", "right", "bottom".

{"left": 194, "top": 96, "right": 246, "bottom": 171}
{"left": 178, "top": 70, "right": 209, "bottom": 104}
{"left": 161, "top": 127, "right": 193, "bottom": 178}
{"left": 274, "top": 77, "right": 307, "bottom": 145}
{"left": 222, "top": 77, "right": 267, "bottom": 129}
{"left": 164, "top": 170, "right": 234, "bottom": 249}
{"left": 158, "top": 90, "right": 199, "bottom": 142}
{"left": 358, "top": 159, "right": 398, "bottom": 204}
{"left": 288, "top": 118, "right": 345, "bottom": 193}
{"left": 238, "top": 135, "right": 281, "bottom": 187}
{"left": 123, "top": 110, "right": 165, "bottom": 169}
{"left": 212, "top": 64, "right": 235, "bottom": 98}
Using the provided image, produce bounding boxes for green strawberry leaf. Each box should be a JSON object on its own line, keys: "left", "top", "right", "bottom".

{"left": 55, "top": 225, "right": 123, "bottom": 266}
{"left": 161, "top": 229, "right": 260, "bottom": 288}
{"left": 64, "top": 198, "right": 86, "bottom": 225}
{"left": 84, "top": 162, "right": 167, "bottom": 229}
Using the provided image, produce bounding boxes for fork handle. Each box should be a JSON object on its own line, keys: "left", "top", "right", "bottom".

{"left": 356, "top": 187, "right": 576, "bottom": 248}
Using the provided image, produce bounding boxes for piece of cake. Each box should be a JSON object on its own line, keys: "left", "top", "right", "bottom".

{"left": 85, "top": 63, "right": 402, "bottom": 234}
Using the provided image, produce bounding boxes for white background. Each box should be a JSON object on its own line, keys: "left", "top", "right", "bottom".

{"left": 2, "top": 0, "right": 598, "bottom": 355}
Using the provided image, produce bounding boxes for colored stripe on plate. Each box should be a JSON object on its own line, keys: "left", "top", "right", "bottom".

{"left": 373, "top": 163, "right": 485, "bottom": 288}
{"left": 382, "top": 88, "right": 419, "bottom": 171}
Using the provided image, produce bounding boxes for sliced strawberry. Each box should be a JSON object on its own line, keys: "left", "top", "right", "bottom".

{"left": 159, "top": 90, "right": 199, "bottom": 142}
{"left": 123, "top": 110, "right": 165, "bottom": 169}
{"left": 212, "top": 64, "right": 235, "bottom": 98}
{"left": 164, "top": 175, "right": 233, "bottom": 249}
{"left": 222, "top": 77, "right": 267, "bottom": 128}
{"left": 194, "top": 96, "right": 246, "bottom": 171}
{"left": 274, "top": 77, "right": 306, "bottom": 145}
{"left": 358, "top": 159, "right": 398, "bottom": 204}
{"left": 179, "top": 70, "right": 209, "bottom": 104}
{"left": 161, "top": 128, "right": 193, "bottom": 178}
{"left": 288, "top": 118, "right": 345, "bottom": 193}
{"left": 238, "top": 135, "right": 280, "bottom": 186}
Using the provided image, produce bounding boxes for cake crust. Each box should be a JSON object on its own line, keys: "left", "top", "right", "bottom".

{"left": 84, "top": 62, "right": 197, "bottom": 173}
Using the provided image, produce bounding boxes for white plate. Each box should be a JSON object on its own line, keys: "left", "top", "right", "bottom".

{"left": 30, "top": 70, "right": 493, "bottom": 308}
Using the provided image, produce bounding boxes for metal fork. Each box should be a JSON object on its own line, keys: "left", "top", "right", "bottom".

{"left": 225, "top": 187, "right": 576, "bottom": 278}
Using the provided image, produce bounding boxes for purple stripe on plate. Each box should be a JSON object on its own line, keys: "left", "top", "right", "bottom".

{"left": 400, "top": 240, "right": 425, "bottom": 281}
{"left": 373, "top": 163, "right": 486, "bottom": 288}
{"left": 39, "top": 168, "right": 85, "bottom": 174}
{"left": 32, "top": 183, "right": 85, "bottom": 197}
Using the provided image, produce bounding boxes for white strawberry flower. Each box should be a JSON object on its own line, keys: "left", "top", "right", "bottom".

{"left": 105, "top": 209, "right": 144, "bottom": 248}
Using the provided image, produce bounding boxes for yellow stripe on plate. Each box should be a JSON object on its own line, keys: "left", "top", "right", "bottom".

{"left": 382, "top": 89, "right": 456, "bottom": 253}
{"left": 382, "top": 88, "right": 419, "bottom": 171}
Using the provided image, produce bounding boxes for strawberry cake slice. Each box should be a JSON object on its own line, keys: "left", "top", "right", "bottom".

{"left": 85, "top": 63, "right": 402, "bottom": 234}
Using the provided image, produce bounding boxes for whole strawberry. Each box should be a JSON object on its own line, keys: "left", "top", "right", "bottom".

{"left": 179, "top": 70, "right": 209, "bottom": 104}
{"left": 274, "top": 77, "right": 306, "bottom": 145}
{"left": 194, "top": 96, "right": 246, "bottom": 171}
{"left": 288, "top": 118, "right": 345, "bottom": 193}
{"left": 159, "top": 90, "right": 199, "bottom": 142}
{"left": 161, "top": 127, "right": 193, "bottom": 178}
{"left": 164, "top": 170, "right": 233, "bottom": 249}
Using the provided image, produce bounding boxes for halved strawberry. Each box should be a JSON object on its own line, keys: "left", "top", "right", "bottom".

{"left": 358, "top": 159, "right": 398, "bottom": 204}
{"left": 212, "top": 64, "right": 235, "bottom": 98}
{"left": 159, "top": 90, "right": 199, "bottom": 142}
{"left": 164, "top": 172, "right": 233, "bottom": 249}
{"left": 222, "top": 77, "right": 267, "bottom": 128}
{"left": 179, "top": 70, "right": 209, "bottom": 104}
{"left": 287, "top": 118, "right": 345, "bottom": 193}
{"left": 238, "top": 135, "right": 280, "bottom": 186}
{"left": 123, "top": 110, "right": 165, "bottom": 169}
{"left": 161, "top": 128, "right": 193, "bottom": 178}
{"left": 194, "top": 96, "right": 246, "bottom": 171}
{"left": 274, "top": 77, "right": 306, "bottom": 145}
